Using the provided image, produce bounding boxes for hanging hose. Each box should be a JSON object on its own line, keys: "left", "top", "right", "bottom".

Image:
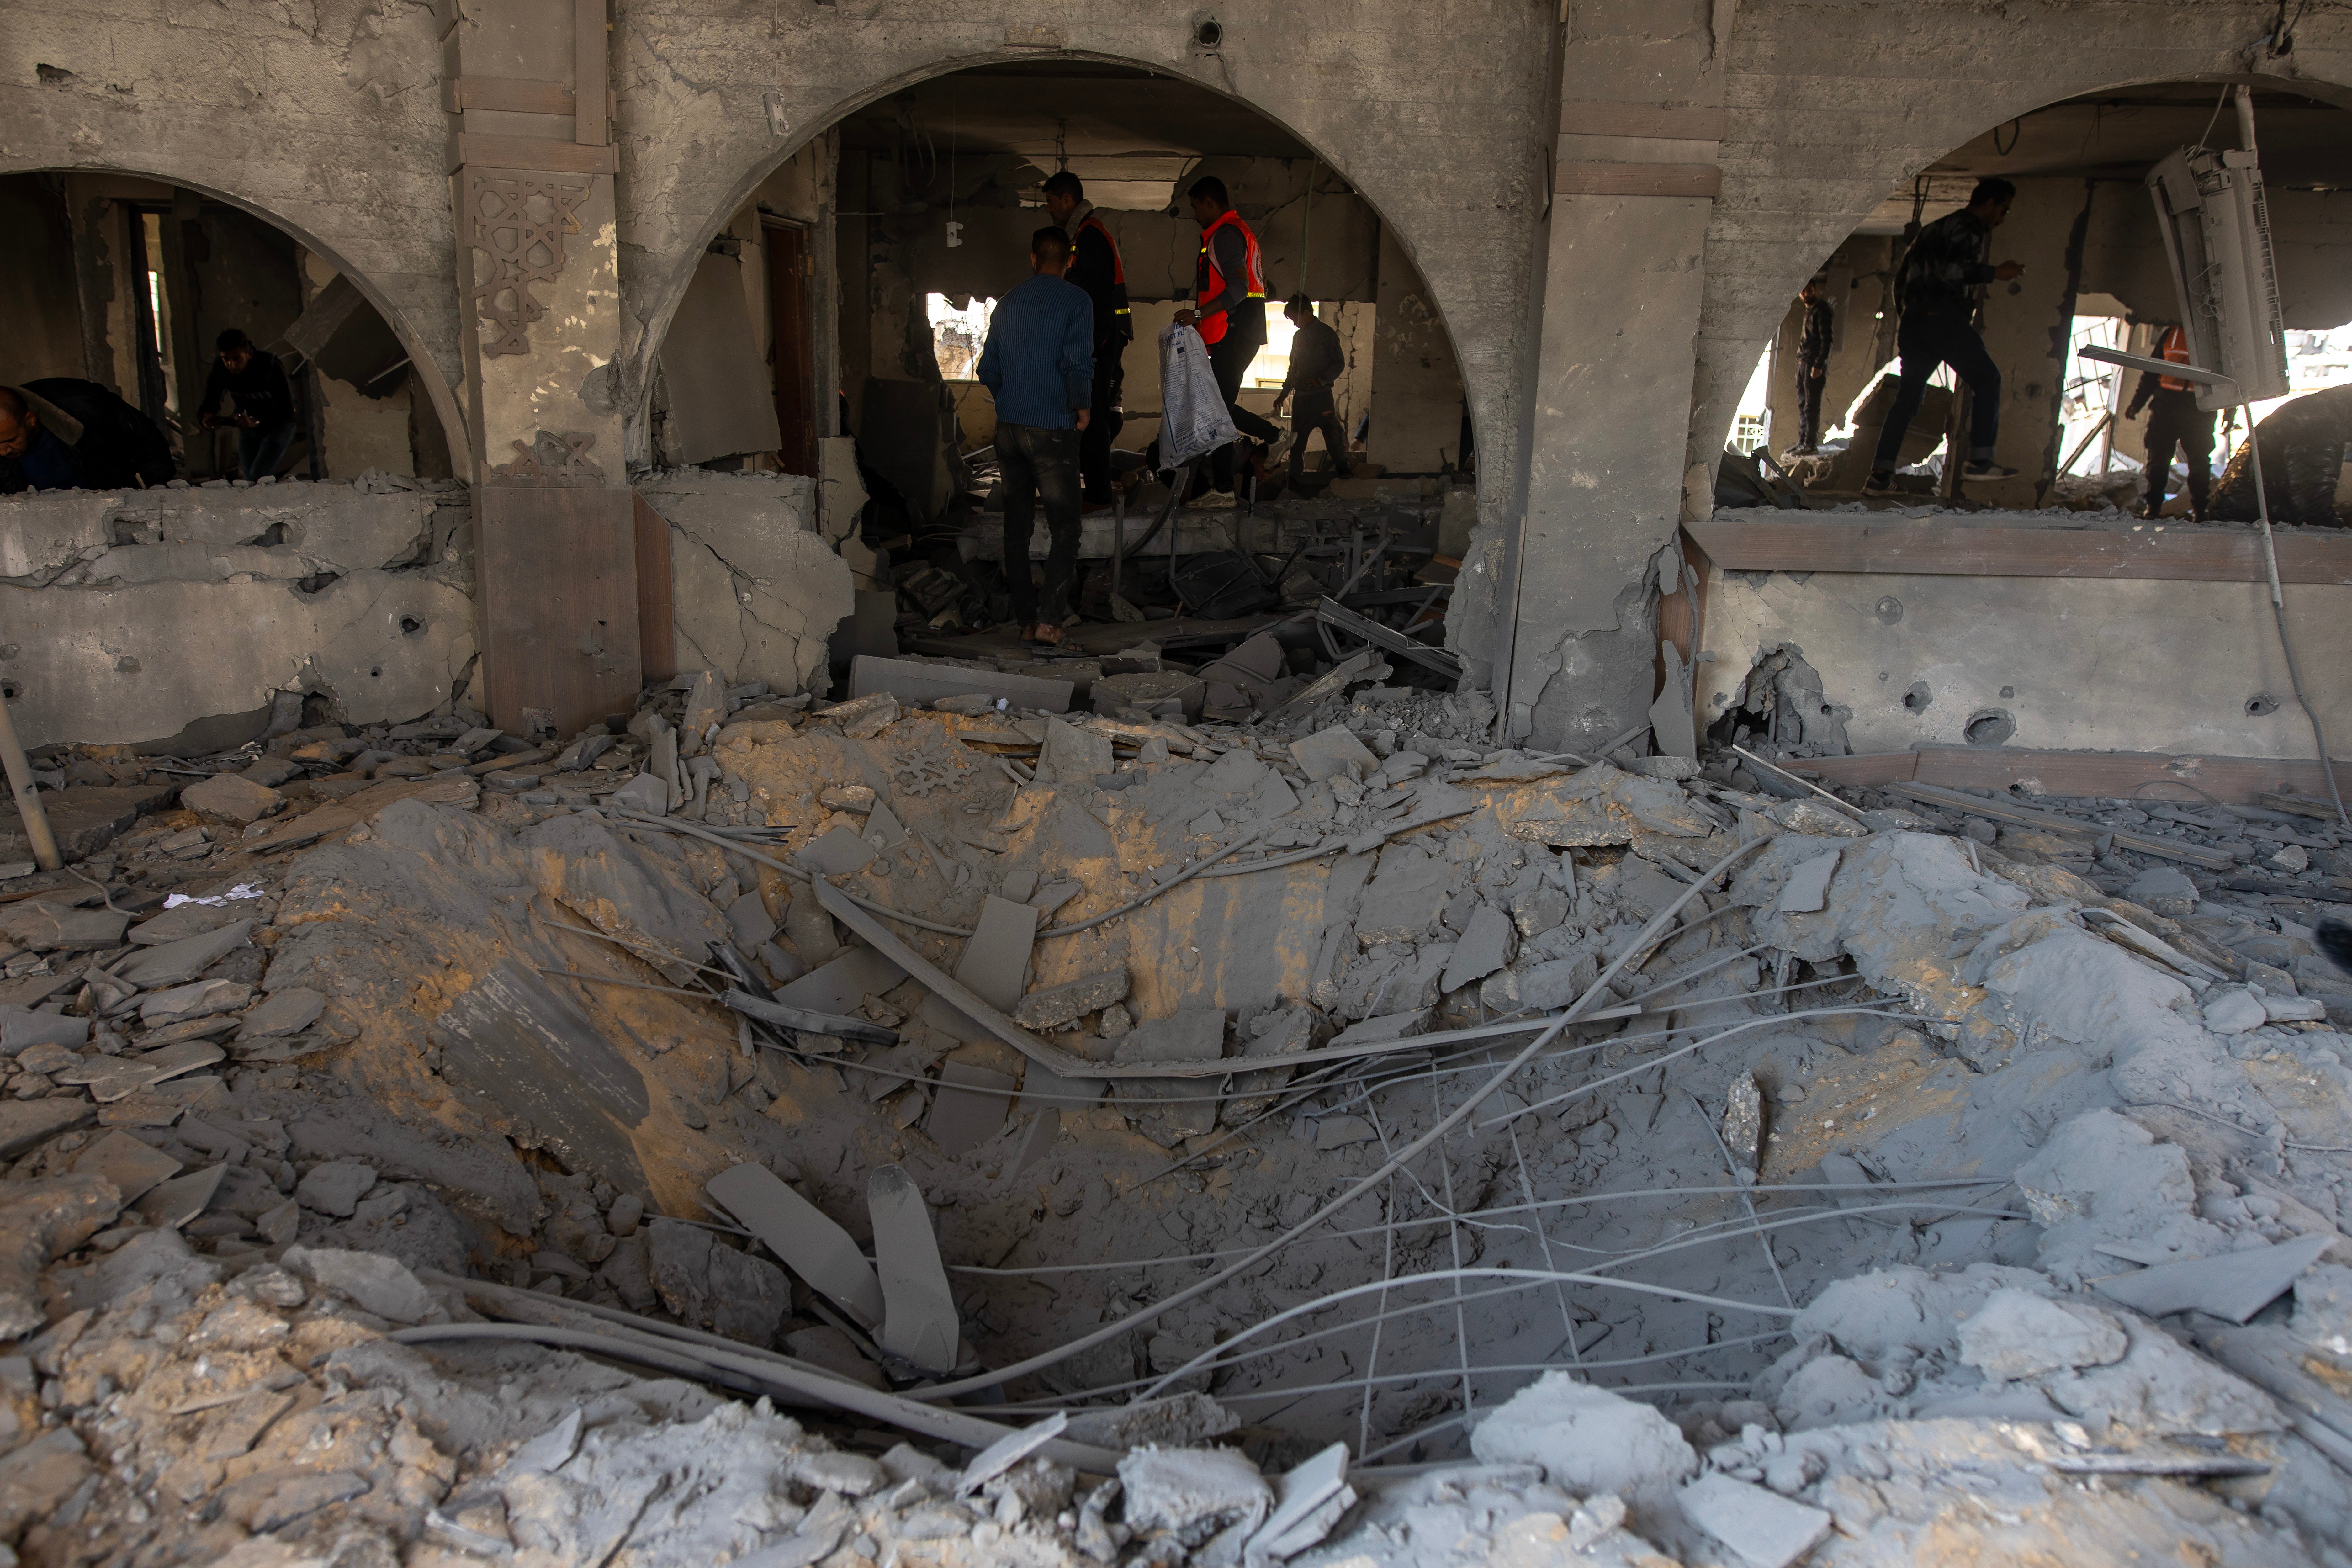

{"left": 2247, "top": 436, "right": 2350, "bottom": 829}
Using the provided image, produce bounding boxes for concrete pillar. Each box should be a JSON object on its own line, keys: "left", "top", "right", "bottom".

{"left": 1364, "top": 229, "right": 1465, "bottom": 475}
{"left": 1491, "top": 0, "right": 1733, "bottom": 750}
{"left": 445, "top": 0, "right": 642, "bottom": 736}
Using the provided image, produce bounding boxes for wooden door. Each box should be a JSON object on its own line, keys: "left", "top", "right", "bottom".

{"left": 765, "top": 221, "right": 818, "bottom": 475}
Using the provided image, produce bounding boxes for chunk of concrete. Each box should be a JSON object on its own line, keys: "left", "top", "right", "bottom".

{"left": 180, "top": 773, "right": 283, "bottom": 824}
{"left": 1676, "top": 1474, "right": 1832, "bottom": 1568}
{"left": 799, "top": 825, "right": 879, "bottom": 876}
{"left": 707, "top": 1240, "right": 793, "bottom": 1346}
{"left": 680, "top": 670, "right": 726, "bottom": 754}
{"left": 869, "top": 1164, "right": 959, "bottom": 1373}
{"left": 1289, "top": 726, "right": 1379, "bottom": 784}
{"left": 2095, "top": 1233, "right": 2335, "bottom": 1325}
{"left": 283, "top": 1245, "right": 439, "bottom": 1324}
{"left": 927, "top": 1061, "right": 1016, "bottom": 1156}
{"left": 0, "top": 1099, "right": 94, "bottom": 1160}
{"left": 71, "top": 1131, "right": 183, "bottom": 1207}
{"left": 1956, "top": 1287, "right": 2129, "bottom": 1381}
{"left": 0, "top": 902, "right": 129, "bottom": 952}
{"left": 1721, "top": 1072, "right": 1764, "bottom": 1181}
{"left": 295, "top": 1160, "right": 378, "bottom": 1218}
{"left": 706, "top": 1161, "right": 885, "bottom": 1328}
{"left": 0, "top": 1176, "right": 123, "bottom": 1338}
{"left": 236, "top": 987, "right": 325, "bottom": 1041}
{"left": 116, "top": 919, "right": 253, "bottom": 987}
{"left": 133, "top": 1163, "right": 225, "bottom": 1230}
{"left": 727, "top": 889, "right": 779, "bottom": 953}
{"left": 128, "top": 900, "right": 254, "bottom": 946}
{"left": 1011, "top": 969, "right": 1130, "bottom": 1030}
{"left": 1774, "top": 848, "right": 1841, "bottom": 914}
{"left": 1441, "top": 904, "right": 1516, "bottom": 993}
{"left": 2203, "top": 987, "right": 2270, "bottom": 1034}
{"left": 1037, "top": 718, "right": 1114, "bottom": 784}
{"left": 607, "top": 772, "right": 669, "bottom": 815}
{"left": 1470, "top": 1372, "right": 1697, "bottom": 1503}
{"left": 1354, "top": 849, "right": 1452, "bottom": 945}
{"left": 1119, "top": 1446, "right": 1271, "bottom": 1539}
{"left": 2125, "top": 866, "right": 2198, "bottom": 918}
{"left": 0, "top": 1007, "right": 88, "bottom": 1055}
{"left": 138, "top": 979, "right": 251, "bottom": 1027}
{"left": 775, "top": 947, "right": 907, "bottom": 1016}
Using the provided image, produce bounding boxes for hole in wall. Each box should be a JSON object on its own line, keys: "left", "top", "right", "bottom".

{"left": 399, "top": 616, "right": 426, "bottom": 637}
{"left": 297, "top": 571, "right": 343, "bottom": 595}
{"left": 1874, "top": 595, "right": 1904, "bottom": 626}
{"left": 1963, "top": 709, "right": 2016, "bottom": 747}
{"left": 2247, "top": 692, "right": 2282, "bottom": 716}
{"left": 114, "top": 657, "right": 142, "bottom": 675}
{"left": 1901, "top": 681, "right": 1932, "bottom": 713}
{"left": 1193, "top": 16, "right": 1223, "bottom": 47}
{"left": 0, "top": 681, "right": 18, "bottom": 702}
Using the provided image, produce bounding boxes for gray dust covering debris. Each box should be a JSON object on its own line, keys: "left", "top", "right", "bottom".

{"left": 5, "top": 662, "right": 2352, "bottom": 1568}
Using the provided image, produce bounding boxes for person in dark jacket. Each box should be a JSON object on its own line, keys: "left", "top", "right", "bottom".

{"left": 1175, "top": 175, "right": 1281, "bottom": 493}
{"left": 1864, "top": 178, "right": 2027, "bottom": 495}
{"left": 1270, "top": 296, "right": 1354, "bottom": 481}
{"left": 2207, "top": 384, "right": 2352, "bottom": 528}
{"left": 975, "top": 226, "right": 1095, "bottom": 648}
{"left": 1791, "top": 277, "right": 1833, "bottom": 455}
{"left": 199, "top": 328, "right": 298, "bottom": 480}
{"left": 0, "top": 379, "right": 174, "bottom": 493}
{"left": 2123, "top": 324, "right": 2214, "bottom": 520}
{"left": 1041, "top": 172, "right": 1131, "bottom": 509}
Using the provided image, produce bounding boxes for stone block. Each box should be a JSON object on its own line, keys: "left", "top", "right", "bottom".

{"left": 295, "top": 1161, "right": 378, "bottom": 1218}
{"left": 1289, "top": 725, "right": 1379, "bottom": 783}
{"left": 1037, "top": 718, "right": 1113, "bottom": 783}
{"left": 0, "top": 902, "right": 128, "bottom": 953}
{"left": 1354, "top": 849, "right": 1453, "bottom": 945}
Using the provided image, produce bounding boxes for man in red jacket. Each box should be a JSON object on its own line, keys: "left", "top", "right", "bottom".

{"left": 1175, "top": 176, "right": 1281, "bottom": 492}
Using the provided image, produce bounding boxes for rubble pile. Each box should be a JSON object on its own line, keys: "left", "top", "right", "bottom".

{"left": 6, "top": 651, "right": 2352, "bottom": 1565}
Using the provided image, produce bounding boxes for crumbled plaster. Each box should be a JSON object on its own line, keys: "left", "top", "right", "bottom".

{"left": 0, "top": 481, "right": 476, "bottom": 749}
{"left": 637, "top": 473, "right": 853, "bottom": 696}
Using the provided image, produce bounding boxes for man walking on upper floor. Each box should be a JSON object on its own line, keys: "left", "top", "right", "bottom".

{"left": 1041, "top": 171, "right": 1132, "bottom": 511}
{"left": 976, "top": 226, "right": 1094, "bottom": 649}
{"left": 1864, "top": 178, "right": 2026, "bottom": 496}
{"left": 2124, "top": 323, "right": 2214, "bottom": 521}
{"left": 1270, "top": 295, "right": 1353, "bottom": 483}
{"left": 1174, "top": 175, "right": 1281, "bottom": 494}
{"left": 1791, "top": 276, "right": 1833, "bottom": 455}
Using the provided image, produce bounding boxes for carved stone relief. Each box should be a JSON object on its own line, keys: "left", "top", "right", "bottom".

{"left": 488, "top": 430, "right": 605, "bottom": 485}
{"left": 466, "top": 172, "right": 589, "bottom": 358}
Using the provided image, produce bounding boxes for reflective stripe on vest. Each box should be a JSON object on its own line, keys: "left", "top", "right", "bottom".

{"left": 1194, "top": 210, "right": 1267, "bottom": 346}
{"left": 2159, "top": 325, "right": 2192, "bottom": 393}
{"left": 1079, "top": 215, "right": 1130, "bottom": 319}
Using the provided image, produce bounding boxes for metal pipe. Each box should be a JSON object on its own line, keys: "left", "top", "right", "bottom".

{"left": 0, "top": 694, "right": 61, "bottom": 871}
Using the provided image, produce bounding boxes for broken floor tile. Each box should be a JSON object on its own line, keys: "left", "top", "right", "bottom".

{"left": 799, "top": 826, "right": 879, "bottom": 877}
{"left": 71, "top": 1131, "right": 183, "bottom": 1207}
{"left": 2095, "top": 1233, "right": 2335, "bottom": 1324}
{"left": 927, "top": 1061, "right": 1016, "bottom": 1156}
{"left": 869, "top": 1164, "right": 959, "bottom": 1374}
{"left": 1038, "top": 718, "right": 1113, "bottom": 783}
{"left": 706, "top": 1161, "right": 885, "bottom": 1328}
{"left": 1775, "top": 848, "right": 1841, "bottom": 914}
{"left": 1441, "top": 903, "right": 1516, "bottom": 992}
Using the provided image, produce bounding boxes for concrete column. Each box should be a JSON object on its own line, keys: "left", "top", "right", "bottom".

{"left": 446, "top": 0, "right": 642, "bottom": 736}
{"left": 1491, "top": 0, "right": 1734, "bottom": 750}
{"left": 1364, "top": 228, "right": 1465, "bottom": 475}
{"left": 1967, "top": 176, "right": 2094, "bottom": 508}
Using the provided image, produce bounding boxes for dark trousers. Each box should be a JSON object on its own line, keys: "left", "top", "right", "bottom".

{"left": 2144, "top": 398, "right": 2214, "bottom": 515}
{"left": 1872, "top": 306, "right": 2000, "bottom": 472}
{"left": 1207, "top": 332, "right": 1281, "bottom": 490}
{"left": 1793, "top": 363, "right": 1826, "bottom": 449}
{"left": 1080, "top": 344, "right": 1124, "bottom": 503}
{"left": 1288, "top": 388, "right": 1353, "bottom": 478}
{"left": 997, "top": 422, "right": 1083, "bottom": 627}
{"left": 238, "top": 422, "right": 296, "bottom": 480}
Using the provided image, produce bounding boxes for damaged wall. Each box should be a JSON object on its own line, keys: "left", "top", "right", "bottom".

{"left": 1696, "top": 548, "right": 2352, "bottom": 760}
{"left": 635, "top": 472, "right": 853, "bottom": 698}
{"left": 0, "top": 479, "right": 476, "bottom": 750}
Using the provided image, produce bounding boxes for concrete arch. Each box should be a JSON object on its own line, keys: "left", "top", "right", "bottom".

{"left": 0, "top": 159, "right": 474, "bottom": 478}
{"left": 613, "top": 0, "right": 1555, "bottom": 481}
{"left": 1687, "top": 0, "right": 2352, "bottom": 477}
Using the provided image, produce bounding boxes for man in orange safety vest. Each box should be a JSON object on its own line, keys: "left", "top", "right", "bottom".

{"left": 2122, "top": 323, "right": 2214, "bottom": 520}
{"left": 1174, "top": 175, "right": 1282, "bottom": 492}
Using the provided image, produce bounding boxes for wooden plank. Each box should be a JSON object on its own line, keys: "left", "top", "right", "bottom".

{"left": 443, "top": 77, "right": 574, "bottom": 115}
{"left": 631, "top": 490, "right": 676, "bottom": 684}
{"left": 1685, "top": 516, "right": 2352, "bottom": 586}
{"left": 574, "top": 0, "right": 607, "bottom": 146}
{"left": 450, "top": 133, "right": 617, "bottom": 175}
{"left": 1785, "top": 744, "right": 2349, "bottom": 808}
{"left": 1553, "top": 161, "right": 1722, "bottom": 199}
{"left": 474, "top": 485, "right": 643, "bottom": 737}
{"left": 1557, "top": 104, "right": 1729, "bottom": 140}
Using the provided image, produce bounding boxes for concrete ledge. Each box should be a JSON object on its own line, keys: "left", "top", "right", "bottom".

{"left": 1690, "top": 509, "right": 2352, "bottom": 586}
{"left": 1783, "top": 744, "right": 2347, "bottom": 808}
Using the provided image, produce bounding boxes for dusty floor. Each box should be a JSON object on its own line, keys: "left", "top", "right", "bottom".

{"left": 6, "top": 656, "right": 2352, "bottom": 1566}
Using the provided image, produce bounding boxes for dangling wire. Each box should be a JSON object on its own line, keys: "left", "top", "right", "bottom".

{"left": 2195, "top": 83, "right": 2232, "bottom": 152}
{"left": 1990, "top": 117, "right": 2021, "bottom": 156}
